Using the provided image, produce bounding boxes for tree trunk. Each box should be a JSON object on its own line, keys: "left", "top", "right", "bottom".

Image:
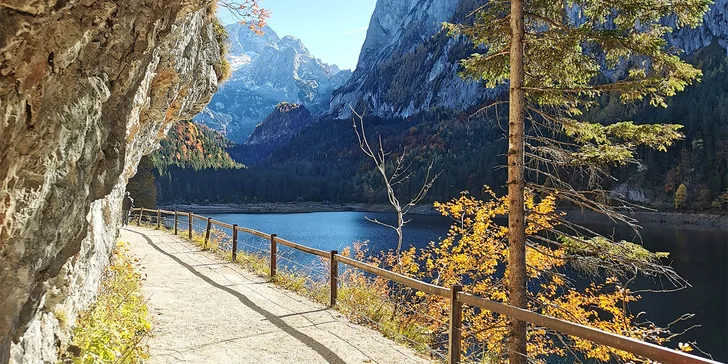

{"left": 507, "top": 0, "right": 528, "bottom": 363}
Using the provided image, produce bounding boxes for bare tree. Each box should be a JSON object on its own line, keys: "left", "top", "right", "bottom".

{"left": 351, "top": 108, "right": 440, "bottom": 266}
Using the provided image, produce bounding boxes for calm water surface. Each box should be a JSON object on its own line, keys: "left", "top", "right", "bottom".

{"left": 205, "top": 211, "right": 727, "bottom": 361}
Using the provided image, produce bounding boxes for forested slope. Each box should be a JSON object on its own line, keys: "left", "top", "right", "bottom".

{"left": 129, "top": 121, "right": 242, "bottom": 206}
{"left": 606, "top": 42, "right": 728, "bottom": 209}
{"left": 152, "top": 121, "right": 242, "bottom": 171}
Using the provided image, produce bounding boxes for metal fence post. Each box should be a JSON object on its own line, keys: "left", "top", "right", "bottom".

{"left": 156, "top": 209, "right": 161, "bottom": 229}
{"left": 232, "top": 224, "right": 238, "bottom": 262}
{"left": 204, "top": 217, "right": 212, "bottom": 250}
{"left": 329, "top": 250, "right": 338, "bottom": 307}
{"left": 448, "top": 284, "right": 463, "bottom": 364}
{"left": 188, "top": 212, "right": 193, "bottom": 239}
{"left": 173, "top": 211, "right": 178, "bottom": 235}
{"left": 270, "top": 234, "right": 277, "bottom": 279}
{"left": 137, "top": 208, "right": 143, "bottom": 226}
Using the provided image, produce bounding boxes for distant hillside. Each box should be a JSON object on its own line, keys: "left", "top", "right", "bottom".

{"left": 156, "top": 109, "right": 506, "bottom": 204}
{"left": 152, "top": 121, "right": 242, "bottom": 171}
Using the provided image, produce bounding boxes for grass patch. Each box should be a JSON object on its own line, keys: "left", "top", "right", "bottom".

{"left": 336, "top": 269, "right": 438, "bottom": 355}
{"left": 184, "top": 225, "right": 331, "bottom": 304}
{"left": 62, "top": 242, "right": 150, "bottom": 363}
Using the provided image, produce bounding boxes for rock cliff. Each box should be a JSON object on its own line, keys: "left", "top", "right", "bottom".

{"left": 327, "top": 0, "right": 486, "bottom": 119}
{"left": 0, "top": 1, "right": 223, "bottom": 362}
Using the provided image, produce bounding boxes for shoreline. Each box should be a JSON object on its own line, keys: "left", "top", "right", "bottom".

{"left": 160, "top": 202, "right": 440, "bottom": 215}
{"left": 563, "top": 210, "right": 728, "bottom": 230}
{"left": 160, "top": 202, "right": 728, "bottom": 230}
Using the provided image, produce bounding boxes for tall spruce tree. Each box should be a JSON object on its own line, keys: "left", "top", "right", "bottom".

{"left": 447, "top": 0, "right": 711, "bottom": 362}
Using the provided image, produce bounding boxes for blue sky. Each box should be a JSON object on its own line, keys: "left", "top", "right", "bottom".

{"left": 219, "top": 0, "right": 378, "bottom": 70}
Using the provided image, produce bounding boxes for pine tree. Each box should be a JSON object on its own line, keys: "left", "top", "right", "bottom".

{"left": 448, "top": 0, "right": 711, "bottom": 362}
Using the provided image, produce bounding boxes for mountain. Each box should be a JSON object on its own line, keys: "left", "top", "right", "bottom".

{"left": 160, "top": 42, "right": 728, "bottom": 212}
{"left": 247, "top": 103, "right": 314, "bottom": 148}
{"left": 195, "top": 24, "right": 352, "bottom": 143}
{"left": 667, "top": 0, "right": 728, "bottom": 54}
{"left": 327, "top": 0, "right": 493, "bottom": 119}
{"left": 328, "top": 0, "right": 728, "bottom": 120}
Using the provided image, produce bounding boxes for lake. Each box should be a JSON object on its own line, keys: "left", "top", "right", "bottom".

{"left": 199, "top": 211, "right": 727, "bottom": 362}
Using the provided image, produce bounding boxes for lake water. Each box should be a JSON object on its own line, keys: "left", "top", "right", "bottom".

{"left": 202, "top": 211, "right": 727, "bottom": 361}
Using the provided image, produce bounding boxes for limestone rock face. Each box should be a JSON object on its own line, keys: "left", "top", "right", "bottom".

{"left": 667, "top": 0, "right": 728, "bottom": 54}
{"left": 0, "top": 1, "right": 223, "bottom": 362}
{"left": 327, "top": 0, "right": 479, "bottom": 119}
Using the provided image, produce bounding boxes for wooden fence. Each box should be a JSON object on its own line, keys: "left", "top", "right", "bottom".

{"left": 130, "top": 207, "right": 721, "bottom": 364}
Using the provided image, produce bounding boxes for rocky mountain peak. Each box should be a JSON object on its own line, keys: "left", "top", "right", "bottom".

{"left": 327, "top": 0, "right": 482, "bottom": 120}
{"left": 228, "top": 24, "right": 280, "bottom": 55}
{"left": 280, "top": 35, "right": 308, "bottom": 53}
{"left": 194, "top": 24, "right": 351, "bottom": 143}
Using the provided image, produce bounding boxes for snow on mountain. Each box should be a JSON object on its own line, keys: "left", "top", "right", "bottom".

{"left": 194, "top": 24, "right": 352, "bottom": 142}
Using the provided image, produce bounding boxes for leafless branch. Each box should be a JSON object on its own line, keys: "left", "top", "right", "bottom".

{"left": 351, "top": 107, "right": 440, "bottom": 265}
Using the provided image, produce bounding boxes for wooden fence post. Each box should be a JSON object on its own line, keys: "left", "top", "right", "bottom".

{"left": 448, "top": 284, "right": 463, "bottom": 364}
{"left": 204, "top": 217, "right": 212, "bottom": 250}
{"left": 188, "top": 212, "right": 193, "bottom": 239}
{"left": 137, "top": 208, "right": 143, "bottom": 226}
{"left": 156, "top": 209, "right": 161, "bottom": 229}
{"left": 173, "top": 211, "right": 178, "bottom": 235}
{"left": 232, "top": 224, "right": 238, "bottom": 262}
{"left": 329, "top": 250, "right": 338, "bottom": 307}
{"left": 270, "top": 234, "right": 277, "bottom": 279}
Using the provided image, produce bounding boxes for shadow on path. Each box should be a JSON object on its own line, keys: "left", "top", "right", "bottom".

{"left": 124, "top": 228, "right": 346, "bottom": 364}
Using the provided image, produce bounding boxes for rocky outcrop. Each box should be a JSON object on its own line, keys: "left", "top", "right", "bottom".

{"left": 246, "top": 103, "right": 314, "bottom": 149}
{"left": 195, "top": 24, "right": 351, "bottom": 143}
{"left": 0, "top": 1, "right": 223, "bottom": 362}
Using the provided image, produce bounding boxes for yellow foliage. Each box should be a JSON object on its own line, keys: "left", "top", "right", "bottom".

{"left": 373, "top": 188, "right": 682, "bottom": 362}
{"left": 428, "top": 189, "right": 686, "bottom": 362}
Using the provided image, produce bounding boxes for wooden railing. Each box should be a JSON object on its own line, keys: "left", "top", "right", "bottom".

{"left": 129, "top": 207, "right": 721, "bottom": 364}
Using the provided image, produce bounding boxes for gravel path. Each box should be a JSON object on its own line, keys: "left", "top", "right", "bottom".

{"left": 120, "top": 227, "right": 431, "bottom": 364}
